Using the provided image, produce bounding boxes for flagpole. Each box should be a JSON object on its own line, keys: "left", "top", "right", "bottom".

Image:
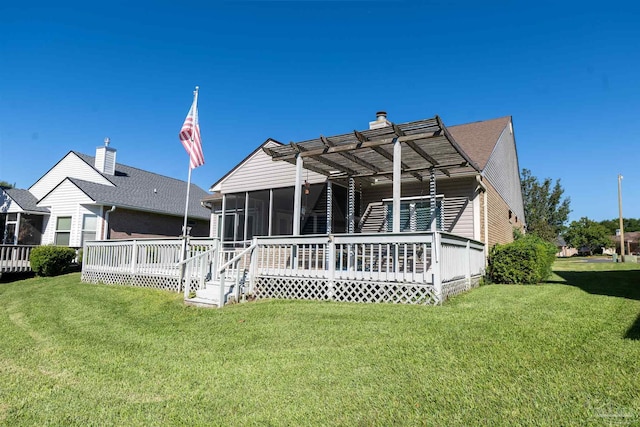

{"left": 181, "top": 86, "right": 199, "bottom": 239}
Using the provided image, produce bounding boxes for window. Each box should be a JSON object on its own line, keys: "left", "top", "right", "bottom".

{"left": 81, "top": 214, "right": 97, "bottom": 246}
{"left": 55, "top": 216, "right": 72, "bottom": 246}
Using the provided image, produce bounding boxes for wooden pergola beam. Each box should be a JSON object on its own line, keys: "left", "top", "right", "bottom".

{"left": 391, "top": 124, "right": 450, "bottom": 177}
{"left": 321, "top": 135, "right": 383, "bottom": 173}
{"left": 290, "top": 141, "right": 360, "bottom": 178}
{"left": 355, "top": 130, "right": 423, "bottom": 182}
{"left": 329, "top": 163, "right": 469, "bottom": 179}
{"left": 270, "top": 130, "right": 442, "bottom": 160}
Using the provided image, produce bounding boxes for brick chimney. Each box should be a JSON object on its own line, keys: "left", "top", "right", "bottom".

{"left": 95, "top": 137, "right": 117, "bottom": 175}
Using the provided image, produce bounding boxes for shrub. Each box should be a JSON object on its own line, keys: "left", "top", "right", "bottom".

{"left": 487, "top": 235, "right": 557, "bottom": 284}
{"left": 30, "top": 245, "right": 77, "bottom": 277}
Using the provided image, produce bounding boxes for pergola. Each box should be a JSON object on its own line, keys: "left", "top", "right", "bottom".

{"left": 264, "top": 115, "right": 480, "bottom": 234}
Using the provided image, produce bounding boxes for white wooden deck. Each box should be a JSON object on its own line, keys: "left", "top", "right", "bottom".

{"left": 82, "top": 232, "right": 485, "bottom": 306}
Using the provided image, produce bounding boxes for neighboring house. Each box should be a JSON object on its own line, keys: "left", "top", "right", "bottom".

{"left": 0, "top": 143, "right": 210, "bottom": 247}
{"left": 612, "top": 231, "right": 640, "bottom": 255}
{"left": 0, "top": 188, "right": 50, "bottom": 245}
{"left": 555, "top": 236, "right": 578, "bottom": 257}
{"left": 202, "top": 112, "right": 526, "bottom": 250}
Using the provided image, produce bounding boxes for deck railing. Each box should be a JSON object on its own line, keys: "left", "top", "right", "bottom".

{"left": 82, "top": 232, "right": 485, "bottom": 304}
{"left": 82, "top": 238, "right": 218, "bottom": 292}
{"left": 0, "top": 245, "right": 37, "bottom": 273}
{"left": 253, "top": 232, "right": 484, "bottom": 303}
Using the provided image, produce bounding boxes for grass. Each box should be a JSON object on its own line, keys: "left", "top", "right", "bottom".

{"left": 1, "top": 261, "right": 640, "bottom": 426}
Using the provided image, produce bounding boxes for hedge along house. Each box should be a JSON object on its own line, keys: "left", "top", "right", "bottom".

{"left": 204, "top": 113, "right": 525, "bottom": 249}
{"left": 3, "top": 141, "right": 210, "bottom": 249}
{"left": 194, "top": 112, "right": 526, "bottom": 305}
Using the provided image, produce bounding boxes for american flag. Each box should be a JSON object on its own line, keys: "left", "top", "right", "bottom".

{"left": 179, "top": 90, "right": 204, "bottom": 169}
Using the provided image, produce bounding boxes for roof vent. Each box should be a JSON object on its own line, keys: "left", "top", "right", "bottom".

{"left": 369, "top": 111, "right": 391, "bottom": 130}
{"left": 95, "top": 138, "right": 117, "bottom": 175}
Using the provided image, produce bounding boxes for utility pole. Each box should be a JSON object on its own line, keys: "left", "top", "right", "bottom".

{"left": 618, "top": 174, "right": 625, "bottom": 260}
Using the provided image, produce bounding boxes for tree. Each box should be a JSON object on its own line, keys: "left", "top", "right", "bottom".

{"left": 564, "top": 217, "right": 612, "bottom": 254}
{"left": 520, "top": 169, "right": 571, "bottom": 242}
{"left": 0, "top": 180, "right": 14, "bottom": 189}
{"left": 599, "top": 218, "right": 640, "bottom": 235}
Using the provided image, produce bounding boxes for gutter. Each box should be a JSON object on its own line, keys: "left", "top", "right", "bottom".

{"left": 104, "top": 206, "right": 116, "bottom": 240}
{"left": 475, "top": 175, "right": 489, "bottom": 258}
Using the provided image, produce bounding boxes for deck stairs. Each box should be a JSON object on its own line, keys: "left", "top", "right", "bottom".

{"left": 184, "top": 268, "right": 250, "bottom": 307}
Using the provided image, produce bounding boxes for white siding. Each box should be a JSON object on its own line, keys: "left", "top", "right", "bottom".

{"left": 216, "top": 141, "right": 326, "bottom": 194}
{"left": 0, "top": 192, "right": 22, "bottom": 214}
{"left": 29, "top": 152, "right": 114, "bottom": 200}
{"left": 38, "top": 180, "right": 99, "bottom": 247}
{"left": 482, "top": 122, "right": 526, "bottom": 224}
{"left": 361, "top": 177, "right": 477, "bottom": 239}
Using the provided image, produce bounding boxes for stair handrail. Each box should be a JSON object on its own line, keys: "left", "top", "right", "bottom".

{"left": 179, "top": 246, "right": 218, "bottom": 299}
{"left": 218, "top": 242, "right": 257, "bottom": 306}
{"left": 357, "top": 201, "right": 383, "bottom": 232}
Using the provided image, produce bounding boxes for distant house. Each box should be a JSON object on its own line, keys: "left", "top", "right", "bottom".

{"left": 555, "top": 236, "right": 578, "bottom": 257}
{"left": 202, "top": 112, "right": 526, "bottom": 250}
{"left": 0, "top": 143, "right": 210, "bottom": 247}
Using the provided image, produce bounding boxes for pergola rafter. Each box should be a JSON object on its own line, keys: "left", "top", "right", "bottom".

{"left": 264, "top": 115, "right": 480, "bottom": 235}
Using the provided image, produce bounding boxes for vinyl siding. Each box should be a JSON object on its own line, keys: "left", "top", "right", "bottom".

{"left": 482, "top": 122, "right": 526, "bottom": 224}
{"left": 0, "top": 193, "right": 24, "bottom": 214}
{"left": 361, "top": 177, "right": 477, "bottom": 239}
{"left": 37, "top": 179, "right": 100, "bottom": 247}
{"left": 29, "top": 152, "right": 114, "bottom": 200}
{"left": 217, "top": 141, "right": 326, "bottom": 194}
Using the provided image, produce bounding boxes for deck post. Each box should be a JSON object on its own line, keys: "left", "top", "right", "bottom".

{"left": 249, "top": 238, "right": 258, "bottom": 293}
{"left": 268, "top": 188, "right": 273, "bottom": 236}
{"left": 293, "top": 154, "right": 303, "bottom": 236}
{"left": 244, "top": 191, "right": 250, "bottom": 243}
{"left": 326, "top": 181, "right": 332, "bottom": 234}
{"left": 392, "top": 138, "right": 401, "bottom": 233}
{"left": 430, "top": 168, "right": 437, "bottom": 232}
{"left": 327, "top": 235, "right": 335, "bottom": 300}
{"left": 465, "top": 239, "right": 471, "bottom": 287}
{"left": 220, "top": 194, "right": 227, "bottom": 245}
{"left": 347, "top": 177, "right": 355, "bottom": 234}
{"left": 433, "top": 232, "right": 442, "bottom": 303}
{"left": 130, "top": 239, "right": 138, "bottom": 276}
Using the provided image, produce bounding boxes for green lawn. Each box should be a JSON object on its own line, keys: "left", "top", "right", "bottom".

{"left": 1, "top": 260, "right": 640, "bottom": 426}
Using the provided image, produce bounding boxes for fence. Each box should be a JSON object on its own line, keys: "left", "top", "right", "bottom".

{"left": 81, "top": 238, "right": 218, "bottom": 292}
{"left": 0, "top": 245, "right": 37, "bottom": 273}
{"left": 81, "top": 232, "right": 485, "bottom": 305}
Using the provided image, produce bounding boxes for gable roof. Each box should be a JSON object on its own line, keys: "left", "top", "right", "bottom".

{"left": 208, "top": 138, "right": 283, "bottom": 192}
{"left": 3, "top": 188, "right": 49, "bottom": 213}
{"left": 448, "top": 116, "right": 511, "bottom": 171}
{"left": 69, "top": 153, "right": 210, "bottom": 220}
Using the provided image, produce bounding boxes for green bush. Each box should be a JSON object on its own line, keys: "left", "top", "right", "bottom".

{"left": 487, "top": 235, "right": 557, "bottom": 284}
{"left": 30, "top": 246, "right": 77, "bottom": 277}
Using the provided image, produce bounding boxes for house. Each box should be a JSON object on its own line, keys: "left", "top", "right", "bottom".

{"left": 0, "top": 142, "right": 210, "bottom": 248}
{"left": 202, "top": 112, "right": 526, "bottom": 249}
{"left": 81, "top": 112, "right": 526, "bottom": 306}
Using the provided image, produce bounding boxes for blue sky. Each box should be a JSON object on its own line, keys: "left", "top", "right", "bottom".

{"left": 0, "top": 1, "right": 638, "bottom": 222}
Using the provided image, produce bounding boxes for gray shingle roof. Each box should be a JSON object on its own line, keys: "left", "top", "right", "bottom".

{"left": 72, "top": 152, "right": 210, "bottom": 220}
{"left": 4, "top": 188, "right": 50, "bottom": 213}
{"left": 448, "top": 116, "right": 511, "bottom": 171}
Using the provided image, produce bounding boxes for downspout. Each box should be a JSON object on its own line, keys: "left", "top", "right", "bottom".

{"left": 104, "top": 206, "right": 116, "bottom": 240}
{"left": 475, "top": 175, "right": 489, "bottom": 258}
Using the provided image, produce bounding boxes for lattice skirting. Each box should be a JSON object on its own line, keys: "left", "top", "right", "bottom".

{"left": 81, "top": 270, "right": 181, "bottom": 292}
{"left": 254, "top": 276, "right": 438, "bottom": 305}
{"left": 441, "top": 275, "right": 482, "bottom": 301}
